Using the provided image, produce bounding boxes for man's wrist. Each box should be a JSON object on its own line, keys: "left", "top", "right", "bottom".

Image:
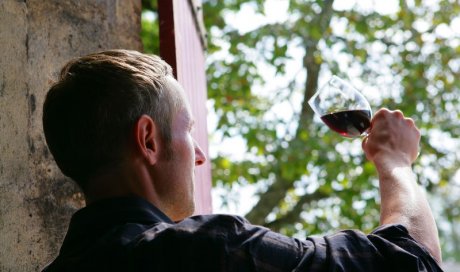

{"left": 372, "top": 152, "right": 413, "bottom": 173}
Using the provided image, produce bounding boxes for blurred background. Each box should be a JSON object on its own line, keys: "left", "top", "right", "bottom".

{"left": 142, "top": 0, "right": 460, "bottom": 266}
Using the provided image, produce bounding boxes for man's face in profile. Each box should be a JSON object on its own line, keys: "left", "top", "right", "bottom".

{"left": 150, "top": 77, "right": 206, "bottom": 221}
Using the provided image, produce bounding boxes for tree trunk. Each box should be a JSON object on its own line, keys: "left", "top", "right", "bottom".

{"left": 245, "top": 0, "right": 335, "bottom": 226}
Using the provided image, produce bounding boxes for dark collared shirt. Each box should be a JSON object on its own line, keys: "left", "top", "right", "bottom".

{"left": 43, "top": 197, "right": 443, "bottom": 271}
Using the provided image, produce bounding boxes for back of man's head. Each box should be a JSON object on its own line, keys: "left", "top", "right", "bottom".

{"left": 42, "top": 49, "right": 175, "bottom": 190}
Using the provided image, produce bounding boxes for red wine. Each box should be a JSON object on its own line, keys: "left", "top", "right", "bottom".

{"left": 320, "top": 109, "right": 371, "bottom": 137}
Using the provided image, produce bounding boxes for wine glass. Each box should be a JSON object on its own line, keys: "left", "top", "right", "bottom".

{"left": 308, "top": 75, "right": 372, "bottom": 138}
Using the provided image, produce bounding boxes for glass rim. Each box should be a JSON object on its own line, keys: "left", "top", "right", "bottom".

{"left": 308, "top": 75, "right": 371, "bottom": 116}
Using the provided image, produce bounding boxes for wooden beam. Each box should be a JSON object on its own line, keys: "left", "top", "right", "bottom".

{"left": 158, "top": 0, "right": 213, "bottom": 214}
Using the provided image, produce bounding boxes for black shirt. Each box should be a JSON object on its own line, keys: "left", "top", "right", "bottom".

{"left": 43, "top": 196, "right": 443, "bottom": 271}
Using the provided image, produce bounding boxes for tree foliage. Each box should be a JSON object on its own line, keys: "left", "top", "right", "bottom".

{"left": 141, "top": 0, "right": 159, "bottom": 55}
{"left": 142, "top": 0, "right": 460, "bottom": 261}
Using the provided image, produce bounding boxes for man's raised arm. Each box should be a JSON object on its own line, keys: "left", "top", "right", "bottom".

{"left": 362, "top": 108, "right": 442, "bottom": 263}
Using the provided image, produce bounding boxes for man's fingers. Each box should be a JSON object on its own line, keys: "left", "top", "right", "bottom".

{"left": 373, "top": 108, "right": 390, "bottom": 119}
{"left": 393, "top": 109, "right": 404, "bottom": 118}
{"left": 362, "top": 134, "right": 370, "bottom": 151}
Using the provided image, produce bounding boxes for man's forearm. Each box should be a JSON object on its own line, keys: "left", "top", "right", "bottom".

{"left": 377, "top": 165, "right": 442, "bottom": 263}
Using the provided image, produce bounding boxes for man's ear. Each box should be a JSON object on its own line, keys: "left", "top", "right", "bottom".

{"left": 134, "top": 115, "right": 161, "bottom": 165}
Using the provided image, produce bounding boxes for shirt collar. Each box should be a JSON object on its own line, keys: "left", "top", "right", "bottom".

{"left": 71, "top": 196, "right": 174, "bottom": 226}
{"left": 59, "top": 196, "right": 173, "bottom": 254}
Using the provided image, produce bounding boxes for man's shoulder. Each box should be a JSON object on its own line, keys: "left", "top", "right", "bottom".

{"left": 134, "top": 213, "right": 259, "bottom": 242}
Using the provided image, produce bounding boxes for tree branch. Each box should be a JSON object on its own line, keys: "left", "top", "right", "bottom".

{"left": 245, "top": 174, "right": 292, "bottom": 225}
{"left": 265, "top": 190, "right": 328, "bottom": 231}
{"left": 245, "top": 0, "right": 335, "bottom": 225}
{"left": 298, "top": 0, "right": 334, "bottom": 131}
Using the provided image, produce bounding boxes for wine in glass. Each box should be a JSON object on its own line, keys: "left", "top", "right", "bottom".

{"left": 308, "top": 76, "right": 372, "bottom": 138}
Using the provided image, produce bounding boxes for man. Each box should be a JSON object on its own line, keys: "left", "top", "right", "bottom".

{"left": 42, "top": 49, "right": 442, "bottom": 271}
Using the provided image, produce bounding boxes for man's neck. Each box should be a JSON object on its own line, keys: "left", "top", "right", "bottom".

{"left": 84, "top": 162, "right": 156, "bottom": 206}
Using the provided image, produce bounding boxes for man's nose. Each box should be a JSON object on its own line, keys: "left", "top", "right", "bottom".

{"left": 194, "top": 140, "right": 207, "bottom": 166}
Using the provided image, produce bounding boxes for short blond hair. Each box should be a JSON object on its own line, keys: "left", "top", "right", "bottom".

{"left": 43, "top": 49, "right": 180, "bottom": 189}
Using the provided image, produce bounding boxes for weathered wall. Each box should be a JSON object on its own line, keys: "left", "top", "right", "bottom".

{"left": 0, "top": 0, "right": 142, "bottom": 270}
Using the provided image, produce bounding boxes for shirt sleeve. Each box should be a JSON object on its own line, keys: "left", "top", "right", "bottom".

{"left": 131, "top": 215, "right": 443, "bottom": 272}
{"left": 199, "top": 216, "right": 443, "bottom": 272}
{"left": 297, "top": 224, "right": 443, "bottom": 272}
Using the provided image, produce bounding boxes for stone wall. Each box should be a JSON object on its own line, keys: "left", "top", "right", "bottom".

{"left": 0, "top": 0, "right": 142, "bottom": 270}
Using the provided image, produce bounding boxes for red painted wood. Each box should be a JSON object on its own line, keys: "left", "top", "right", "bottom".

{"left": 158, "top": 0, "right": 177, "bottom": 78}
{"left": 158, "top": 0, "right": 212, "bottom": 214}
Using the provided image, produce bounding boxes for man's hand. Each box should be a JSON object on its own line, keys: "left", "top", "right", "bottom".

{"left": 362, "top": 108, "right": 442, "bottom": 263}
{"left": 362, "top": 108, "right": 420, "bottom": 170}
